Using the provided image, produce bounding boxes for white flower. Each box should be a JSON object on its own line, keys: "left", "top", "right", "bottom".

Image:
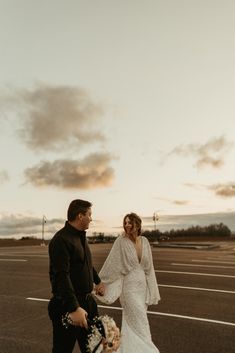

{"left": 86, "top": 315, "right": 120, "bottom": 353}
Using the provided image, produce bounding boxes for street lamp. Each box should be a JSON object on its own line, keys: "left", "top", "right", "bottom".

{"left": 153, "top": 212, "right": 159, "bottom": 231}
{"left": 41, "top": 215, "right": 47, "bottom": 246}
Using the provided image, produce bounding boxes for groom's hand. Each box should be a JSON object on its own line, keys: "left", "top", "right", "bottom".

{"left": 69, "top": 307, "right": 88, "bottom": 328}
{"left": 95, "top": 281, "right": 105, "bottom": 296}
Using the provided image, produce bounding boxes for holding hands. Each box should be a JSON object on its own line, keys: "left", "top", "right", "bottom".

{"left": 64, "top": 281, "right": 105, "bottom": 330}
{"left": 95, "top": 281, "right": 105, "bottom": 296}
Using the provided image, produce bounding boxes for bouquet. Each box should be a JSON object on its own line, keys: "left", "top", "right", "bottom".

{"left": 62, "top": 313, "right": 120, "bottom": 353}
{"left": 86, "top": 315, "right": 120, "bottom": 353}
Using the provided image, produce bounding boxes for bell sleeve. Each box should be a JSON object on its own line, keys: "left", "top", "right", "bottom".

{"left": 96, "top": 235, "right": 133, "bottom": 304}
{"left": 145, "top": 239, "right": 161, "bottom": 306}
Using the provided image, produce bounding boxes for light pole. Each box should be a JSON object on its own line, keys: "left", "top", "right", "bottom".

{"left": 41, "top": 215, "right": 46, "bottom": 246}
{"left": 153, "top": 212, "right": 159, "bottom": 231}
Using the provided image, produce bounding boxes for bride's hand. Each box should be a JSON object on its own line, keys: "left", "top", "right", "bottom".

{"left": 95, "top": 281, "right": 105, "bottom": 296}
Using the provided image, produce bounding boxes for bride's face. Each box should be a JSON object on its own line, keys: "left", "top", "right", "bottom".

{"left": 124, "top": 216, "right": 137, "bottom": 236}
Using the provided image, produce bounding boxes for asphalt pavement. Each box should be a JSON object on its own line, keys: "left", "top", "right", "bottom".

{"left": 0, "top": 241, "right": 235, "bottom": 353}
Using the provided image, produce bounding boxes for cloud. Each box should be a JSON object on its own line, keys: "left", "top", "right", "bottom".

{"left": 142, "top": 211, "right": 235, "bottom": 232}
{"left": 209, "top": 183, "right": 235, "bottom": 198}
{"left": 196, "top": 156, "right": 223, "bottom": 168}
{"left": 0, "top": 170, "right": 10, "bottom": 184}
{"left": 173, "top": 200, "right": 189, "bottom": 205}
{"left": 154, "top": 196, "right": 189, "bottom": 206}
{"left": 24, "top": 153, "right": 115, "bottom": 189}
{"left": 1, "top": 211, "right": 235, "bottom": 238}
{"left": 1, "top": 84, "right": 117, "bottom": 190}
{"left": 0, "top": 213, "right": 64, "bottom": 237}
{"left": 167, "top": 135, "right": 233, "bottom": 169}
{"left": 185, "top": 181, "right": 235, "bottom": 198}
{"left": 2, "top": 84, "right": 105, "bottom": 151}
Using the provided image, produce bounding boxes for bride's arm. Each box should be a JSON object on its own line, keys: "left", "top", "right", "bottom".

{"left": 95, "top": 236, "right": 124, "bottom": 304}
{"left": 145, "top": 239, "right": 161, "bottom": 305}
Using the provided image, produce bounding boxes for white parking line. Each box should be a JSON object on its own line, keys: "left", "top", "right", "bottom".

{"left": 0, "top": 253, "right": 47, "bottom": 258}
{"left": 206, "top": 256, "right": 235, "bottom": 262}
{"left": 0, "top": 258, "right": 27, "bottom": 262}
{"left": 145, "top": 311, "right": 235, "bottom": 327}
{"left": 171, "top": 263, "right": 235, "bottom": 269}
{"left": 26, "top": 298, "right": 235, "bottom": 327}
{"left": 158, "top": 284, "right": 235, "bottom": 294}
{"left": 156, "top": 270, "right": 235, "bottom": 278}
{"left": 27, "top": 297, "right": 49, "bottom": 302}
{"left": 192, "top": 260, "right": 235, "bottom": 265}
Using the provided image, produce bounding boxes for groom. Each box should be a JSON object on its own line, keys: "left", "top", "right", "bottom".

{"left": 48, "top": 199, "right": 105, "bottom": 353}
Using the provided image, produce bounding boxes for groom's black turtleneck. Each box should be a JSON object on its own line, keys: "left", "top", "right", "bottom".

{"left": 49, "top": 221, "right": 100, "bottom": 312}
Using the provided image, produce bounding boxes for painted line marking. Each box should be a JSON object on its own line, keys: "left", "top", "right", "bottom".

{"left": 145, "top": 311, "right": 235, "bottom": 327}
{"left": 158, "top": 284, "right": 235, "bottom": 294}
{"left": 27, "top": 297, "right": 49, "bottom": 302}
{"left": 171, "top": 263, "right": 235, "bottom": 269}
{"left": 0, "top": 258, "right": 27, "bottom": 262}
{"left": 207, "top": 256, "right": 235, "bottom": 260}
{"left": 192, "top": 260, "right": 235, "bottom": 265}
{"left": 26, "top": 298, "right": 235, "bottom": 327}
{"left": 0, "top": 253, "right": 47, "bottom": 258}
{"left": 156, "top": 270, "right": 235, "bottom": 278}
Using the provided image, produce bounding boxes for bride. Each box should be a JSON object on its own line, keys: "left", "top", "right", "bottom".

{"left": 96, "top": 212, "right": 160, "bottom": 353}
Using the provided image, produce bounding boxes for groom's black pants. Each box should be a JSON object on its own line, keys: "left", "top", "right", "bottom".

{"left": 48, "top": 294, "right": 98, "bottom": 353}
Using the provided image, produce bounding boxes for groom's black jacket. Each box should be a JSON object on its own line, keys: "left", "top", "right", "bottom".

{"left": 49, "top": 221, "right": 100, "bottom": 313}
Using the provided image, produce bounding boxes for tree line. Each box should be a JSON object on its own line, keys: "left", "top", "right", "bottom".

{"left": 142, "top": 222, "right": 232, "bottom": 242}
{"left": 89, "top": 223, "right": 232, "bottom": 243}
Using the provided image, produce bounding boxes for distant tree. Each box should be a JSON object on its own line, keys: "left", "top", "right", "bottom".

{"left": 91, "top": 223, "right": 231, "bottom": 243}
{"left": 20, "top": 236, "right": 37, "bottom": 240}
{"left": 142, "top": 223, "right": 231, "bottom": 240}
{"left": 142, "top": 229, "right": 161, "bottom": 242}
{"left": 162, "top": 223, "right": 231, "bottom": 239}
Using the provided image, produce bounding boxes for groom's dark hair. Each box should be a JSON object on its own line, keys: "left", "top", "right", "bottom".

{"left": 67, "top": 199, "right": 92, "bottom": 221}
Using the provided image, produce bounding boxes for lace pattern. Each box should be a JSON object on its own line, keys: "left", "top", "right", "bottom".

{"left": 96, "top": 235, "right": 160, "bottom": 353}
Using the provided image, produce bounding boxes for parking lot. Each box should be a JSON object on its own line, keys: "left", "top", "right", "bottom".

{"left": 0, "top": 241, "right": 235, "bottom": 353}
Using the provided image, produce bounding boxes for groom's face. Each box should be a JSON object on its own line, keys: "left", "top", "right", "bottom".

{"left": 78, "top": 207, "right": 92, "bottom": 230}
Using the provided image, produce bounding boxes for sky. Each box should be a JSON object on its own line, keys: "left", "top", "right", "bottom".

{"left": 0, "top": 0, "right": 235, "bottom": 239}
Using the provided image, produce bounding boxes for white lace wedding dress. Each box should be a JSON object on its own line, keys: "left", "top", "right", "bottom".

{"left": 96, "top": 235, "right": 160, "bottom": 353}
